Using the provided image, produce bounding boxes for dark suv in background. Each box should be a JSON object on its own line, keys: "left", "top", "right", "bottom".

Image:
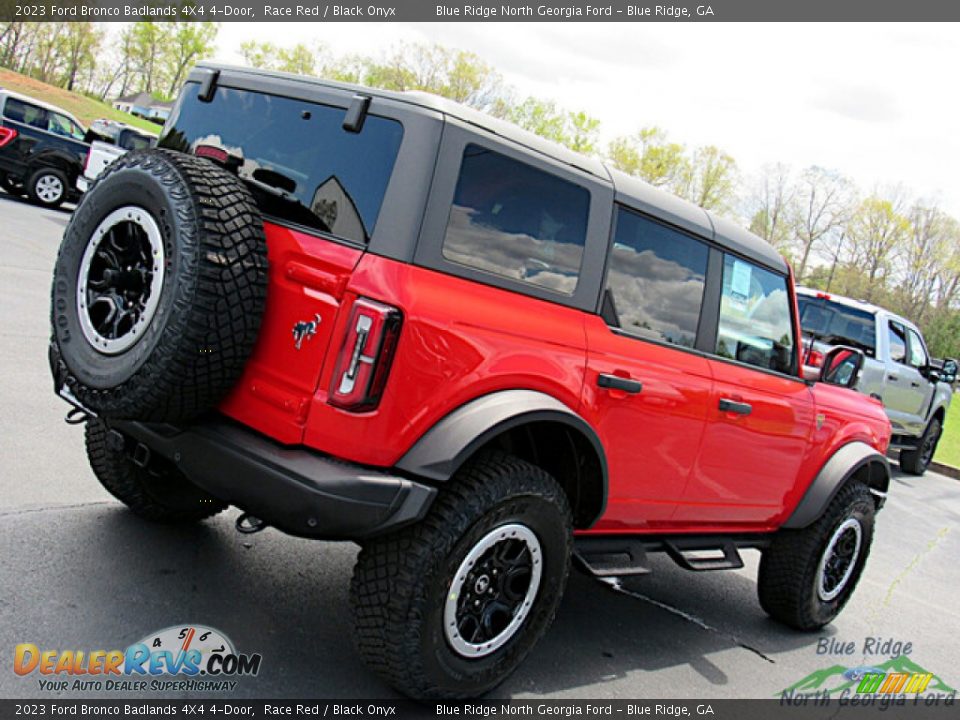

{"left": 0, "top": 88, "right": 87, "bottom": 208}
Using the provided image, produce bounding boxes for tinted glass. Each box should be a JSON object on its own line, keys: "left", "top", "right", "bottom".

{"left": 907, "top": 327, "right": 928, "bottom": 368}
{"left": 797, "top": 296, "right": 876, "bottom": 357}
{"left": 4, "top": 98, "right": 47, "bottom": 129}
{"left": 160, "top": 84, "right": 403, "bottom": 244}
{"left": 888, "top": 321, "right": 907, "bottom": 364}
{"left": 441, "top": 145, "right": 589, "bottom": 295}
{"left": 605, "top": 208, "right": 708, "bottom": 347}
{"left": 716, "top": 255, "right": 795, "bottom": 374}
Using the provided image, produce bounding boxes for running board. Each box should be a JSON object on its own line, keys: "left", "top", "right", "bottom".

{"left": 574, "top": 534, "right": 770, "bottom": 576}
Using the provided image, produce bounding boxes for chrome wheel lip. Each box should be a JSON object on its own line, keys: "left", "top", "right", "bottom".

{"left": 76, "top": 206, "right": 166, "bottom": 355}
{"left": 36, "top": 173, "right": 64, "bottom": 203}
{"left": 816, "top": 517, "right": 863, "bottom": 602}
{"left": 444, "top": 523, "right": 543, "bottom": 659}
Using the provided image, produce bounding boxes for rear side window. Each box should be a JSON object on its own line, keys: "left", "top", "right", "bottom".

{"left": 4, "top": 98, "right": 48, "bottom": 130}
{"left": 888, "top": 321, "right": 907, "bottom": 364}
{"left": 48, "top": 112, "right": 85, "bottom": 140}
{"left": 604, "top": 207, "right": 708, "bottom": 348}
{"left": 797, "top": 296, "right": 876, "bottom": 357}
{"left": 160, "top": 83, "right": 403, "bottom": 245}
{"left": 441, "top": 145, "right": 590, "bottom": 295}
{"left": 716, "top": 255, "right": 795, "bottom": 374}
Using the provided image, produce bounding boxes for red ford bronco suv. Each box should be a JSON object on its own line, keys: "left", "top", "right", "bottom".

{"left": 49, "top": 64, "right": 893, "bottom": 698}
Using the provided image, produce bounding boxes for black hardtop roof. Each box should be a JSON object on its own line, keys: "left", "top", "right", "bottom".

{"left": 194, "top": 63, "right": 787, "bottom": 273}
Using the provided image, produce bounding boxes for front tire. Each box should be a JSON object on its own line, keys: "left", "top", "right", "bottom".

{"left": 351, "top": 452, "right": 573, "bottom": 699}
{"left": 85, "top": 418, "right": 226, "bottom": 522}
{"left": 758, "top": 481, "right": 875, "bottom": 630}
{"left": 27, "top": 167, "right": 68, "bottom": 208}
{"left": 900, "top": 416, "right": 941, "bottom": 476}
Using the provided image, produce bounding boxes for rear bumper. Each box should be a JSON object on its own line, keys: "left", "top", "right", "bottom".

{"left": 113, "top": 417, "right": 437, "bottom": 541}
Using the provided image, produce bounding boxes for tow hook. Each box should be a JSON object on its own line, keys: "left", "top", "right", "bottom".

{"left": 64, "top": 408, "right": 90, "bottom": 425}
{"left": 236, "top": 513, "right": 267, "bottom": 534}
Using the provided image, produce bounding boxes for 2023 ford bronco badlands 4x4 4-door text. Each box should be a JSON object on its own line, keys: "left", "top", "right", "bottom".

{"left": 50, "top": 65, "right": 893, "bottom": 698}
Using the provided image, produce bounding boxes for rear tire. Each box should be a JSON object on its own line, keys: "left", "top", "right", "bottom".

{"left": 350, "top": 451, "right": 572, "bottom": 699}
{"left": 899, "top": 416, "right": 941, "bottom": 476}
{"left": 27, "top": 167, "right": 68, "bottom": 208}
{"left": 758, "top": 481, "right": 874, "bottom": 630}
{"left": 85, "top": 418, "right": 226, "bottom": 522}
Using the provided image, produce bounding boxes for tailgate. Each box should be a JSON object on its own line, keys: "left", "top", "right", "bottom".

{"left": 218, "top": 221, "right": 363, "bottom": 443}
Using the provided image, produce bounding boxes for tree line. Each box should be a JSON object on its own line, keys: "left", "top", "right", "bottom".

{"left": 0, "top": 21, "right": 218, "bottom": 101}
{"left": 2, "top": 24, "right": 957, "bottom": 358}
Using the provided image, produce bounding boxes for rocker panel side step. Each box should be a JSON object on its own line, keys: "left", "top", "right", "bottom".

{"left": 574, "top": 534, "right": 771, "bottom": 576}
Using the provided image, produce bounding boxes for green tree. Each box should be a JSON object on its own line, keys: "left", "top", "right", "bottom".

{"left": 607, "top": 127, "right": 688, "bottom": 188}
{"left": 239, "top": 40, "right": 278, "bottom": 70}
{"left": 164, "top": 23, "right": 219, "bottom": 98}
{"left": 844, "top": 194, "right": 911, "bottom": 302}
{"left": 677, "top": 145, "right": 739, "bottom": 213}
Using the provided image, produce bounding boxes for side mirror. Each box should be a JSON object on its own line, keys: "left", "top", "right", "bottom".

{"left": 941, "top": 359, "right": 958, "bottom": 385}
{"left": 820, "top": 346, "right": 864, "bottom": 389}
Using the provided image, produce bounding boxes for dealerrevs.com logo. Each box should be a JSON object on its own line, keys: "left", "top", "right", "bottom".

{"left": 14, "top": 625, "right": 262, "bottom": 692}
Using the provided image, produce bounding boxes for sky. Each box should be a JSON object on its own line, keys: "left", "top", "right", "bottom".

{"left": 212, "top": 22, "right": 960, "bottom": 218}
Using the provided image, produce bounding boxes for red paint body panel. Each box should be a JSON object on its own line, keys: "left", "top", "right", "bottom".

{"left": 219, "top": 230, "right": 892, "bottom": 536}
{"left": 581, "top": 316, "right": 713, "bottom": 531}
{"left": 219, "top": 222, "right": 363, "bottom": 444}
{"left": 301, "top": 254, "right": 588, "bottom": 467}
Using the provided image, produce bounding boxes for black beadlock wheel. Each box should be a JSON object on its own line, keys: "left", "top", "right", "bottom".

{"left": 758, "top": 482, "right": 875, "bottom": 630}
{"left": 350, "top": 451, "right": 573, "bottom": 699}
{"left": 85, "top": 418, "right": 226, "bottom": 522}
{"left": 49, "top": 149, "right": 268, "bottom": 423}
{"left": 900, "top": 417, "right": 941, "bottom": 476}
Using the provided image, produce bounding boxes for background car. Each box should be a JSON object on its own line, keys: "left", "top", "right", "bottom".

{"left": 0, "top": 88, "right": 88, "bottom": 208}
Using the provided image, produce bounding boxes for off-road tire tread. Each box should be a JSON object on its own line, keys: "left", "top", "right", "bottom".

{"left": 899, "top": 417, "right": 941, "bottom": 476}
{"left": 85, "top": 419, "right": 226, "bottom": 522}
{"left": 350, "top": 451, "right": 572, "bottom": 699}
{"left": 52, "top": 149, "right": 268, "bottom": 422}
{"left": 758, "top": 481, "right": 874, "bottom": 630}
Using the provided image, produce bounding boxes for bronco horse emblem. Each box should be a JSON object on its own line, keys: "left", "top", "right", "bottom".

{"left": 292, "top": 314, "right": 322, "bottom": 350}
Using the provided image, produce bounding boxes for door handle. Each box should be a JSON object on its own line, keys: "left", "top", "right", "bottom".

{"left": 911, "top": 381, "right": 921, "bottom": 388}
{"left": 597, "top": 373, "right": 642, "bottom": 394}
{"left": 719, "top": 398, "right": 752, "bottom": 415}
{"left": 887, "top": 374, "right": 899, "bottom": 382}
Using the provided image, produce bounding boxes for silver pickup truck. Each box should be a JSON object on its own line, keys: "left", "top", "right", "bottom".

{"left": 797, "top": 287, "right": 956, "bottom": 475}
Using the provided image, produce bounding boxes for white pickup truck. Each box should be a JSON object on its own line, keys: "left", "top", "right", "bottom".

{"left": 797, "top": 287, "right": 957, "bottom": 475}
{"left": 77, "top": 123, "right": 156, "bottom": 192}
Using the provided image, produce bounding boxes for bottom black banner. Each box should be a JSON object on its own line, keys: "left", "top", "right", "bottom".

{"left": 1, "top": 699, "right": 957, "bottom": 720}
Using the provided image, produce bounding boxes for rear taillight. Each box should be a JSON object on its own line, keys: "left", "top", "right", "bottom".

{"left": 0, "top": 127, "right": 18, "bottom": 148}
{"left": 83, "top": 149, "right": 91, "bottom": 174}
{"left": 329, "top": 297, "right": 402, "bottom": 411}
{"left": 808, "top": 350, "right": 824, "bottom": 367}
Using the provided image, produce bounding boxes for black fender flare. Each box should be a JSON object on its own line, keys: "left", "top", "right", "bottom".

{"left": 395, "top": 389, "right": 608, "bottom": 520}
{"left": 783, "top": 441, "right": 890, "bottom": 529}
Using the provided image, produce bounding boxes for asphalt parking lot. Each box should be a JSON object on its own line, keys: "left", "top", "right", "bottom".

{"left": 1, "top": 190, "right": 958, "bottom": 700}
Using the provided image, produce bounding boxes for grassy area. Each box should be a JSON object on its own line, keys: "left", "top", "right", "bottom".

{"left": 0, "top": 68, "right": 160, "bottom": 135}
{"left": 934, "top": 397, "right": 960, "bottom": 467}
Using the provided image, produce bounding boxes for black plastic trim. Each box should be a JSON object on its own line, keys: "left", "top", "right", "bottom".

{"left": 112, "top": 417, "right": 437, "bottom": 541}
{"left": 395, "top": 390, "right": 608, "bottom": 525}
{"left": 783, "top": 441, "right": 890, "bottom": 528}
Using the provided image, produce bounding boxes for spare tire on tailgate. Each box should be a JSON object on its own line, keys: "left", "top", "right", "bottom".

{"left": 50, "top": 149, "right": 268, "bottom": 422}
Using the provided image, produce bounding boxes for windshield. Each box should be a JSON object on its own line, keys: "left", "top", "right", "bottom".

{"left": 797, "top": 295, "right": 876, "bottom": 357}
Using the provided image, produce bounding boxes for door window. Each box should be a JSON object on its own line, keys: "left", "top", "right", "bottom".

{"left": 48, "top": 112, "right": 85, "bottom": 140}
{"left": 441, "top": 144, "right": 590, "bottom": 295}
{"left": 604, "top": 207, "right": 708, "bottom": 348}
{"left": 888, "top": 321, "right": 908, "bottom": 364}
{"left": 3, "top": 97, "right": 48, "bottom": 129}
{"left": 907, "top": 327, "right": 928, "bottom": 369}
{"left": 715, "top": 255, "right": 795, "bottom": 374}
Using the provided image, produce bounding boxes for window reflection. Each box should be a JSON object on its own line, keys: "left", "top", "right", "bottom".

{"left": 441, "top": 145, "right": 589, "bottom": 294}
{"left": 605, "top": 208, "right": 708, "bottom": 348}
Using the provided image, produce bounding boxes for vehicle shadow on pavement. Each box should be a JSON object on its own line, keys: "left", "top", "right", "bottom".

{"left": 0, "top": 188, "right": 74, "bottom": 216}
{"left": 3, "top": 503, "right": 823, "bottom": 699}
